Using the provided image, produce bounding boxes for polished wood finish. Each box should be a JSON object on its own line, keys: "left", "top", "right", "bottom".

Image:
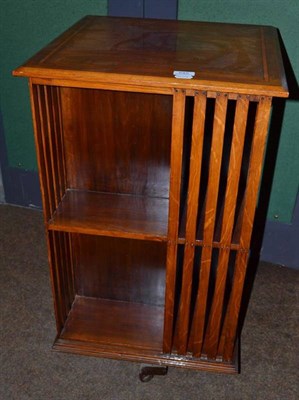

{"left": 60, "top": 87, "right": 172, "bottom": 197}
{"left": 174, "top": 92, "right": 206, "bottom": 354}
{"left": 61, "top": 296, "right": 164, "bottom": 351}
{"left": 49, "top": 190, "right": 169, "bottom": 241}
{"left": 14, "top": 16, "right": 288, "bottom": 374}
{"left": 191, "top": 93, "right": 228, "bottom": 357}
{"left": 163, "top": 90, "right": 186, "bottom": 353}
{"left": 218, "top": 96, "right": 273, "bottom": 361}
{"left": 14, "top": 16, "right": 288, "bottom": 97}
{"left": 203, "top": 96, "right": 249, "bottom": 359}
{"left": 73, "top": 234, "right": 166, "bottom": 305}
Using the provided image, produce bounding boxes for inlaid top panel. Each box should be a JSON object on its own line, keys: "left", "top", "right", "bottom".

{"left": 13, "top": 16, "right": 288, "bottom": 97}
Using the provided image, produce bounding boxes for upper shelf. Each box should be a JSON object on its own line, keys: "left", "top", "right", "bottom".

{"left": 13, "top": 16, "right": 288, "bottom": 97}
{"left": 48, "top": 189, "right": 169, "bottom": 241}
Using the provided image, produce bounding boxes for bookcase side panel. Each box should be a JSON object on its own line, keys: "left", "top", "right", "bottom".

{"left": 29, "top": 83, "right": 74, "bottom": 332}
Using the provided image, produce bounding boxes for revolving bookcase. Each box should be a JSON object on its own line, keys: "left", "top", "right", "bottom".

{"left": 13, "top": 16, "right": 288, "bottom": 375}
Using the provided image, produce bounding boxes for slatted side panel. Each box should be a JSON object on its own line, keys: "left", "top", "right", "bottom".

{"left": 29, "top": 82, "right": 75, "bottom": 332}
{"left": 168, "top": 93, "right": 272, "bottom": 362}
{"left": 29, "top": 84, "right": 67, "bottom": 215}
{"left": 174, "top": 92, "right": 207, "bottom": 354}
{"left": 191, "top": 93, "right": 228, "bottom": 357}
{"left": 202, "top": 96, "right": 249, "bottom": 359}
{"left": 218, "top": 96, "right": 272, "bottom": 361}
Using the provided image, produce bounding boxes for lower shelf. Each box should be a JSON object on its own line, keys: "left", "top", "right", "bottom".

{"left": 54, "top": 296, "right": 238, "bottom": 374}
{"left": 59, "top": 296, "right": 164, "bottom": 352}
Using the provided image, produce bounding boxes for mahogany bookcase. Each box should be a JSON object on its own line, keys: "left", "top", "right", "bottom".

{"left": 13, "top": 16, "right": 288, "bottom": 375}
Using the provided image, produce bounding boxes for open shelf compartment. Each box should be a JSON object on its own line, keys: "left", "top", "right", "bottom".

{"left": 48, "top": 231, "right": 167, "bottom": 356}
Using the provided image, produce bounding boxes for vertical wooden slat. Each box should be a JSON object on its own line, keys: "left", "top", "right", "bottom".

{"left": 191, "top": 93, "right": 228, "bottom": 357}
{"left": 203, "top": 96, "right": 249, "bottom": 358}
{"left": 44, "top": 86, "right": 60, "bottom": 209}
{"left": 50, "top": 86, "right": 75, "bottom": 309}
{"left": 36, "top": 85, "right": 56, "bottom": 216}
{"left": 174, "top": 92, "right": 207, "bottom": 354}
{"left": 63, "top": 232, "right": 75, "bottom": 307}
{"left": 238, "top": 97, "right": 272, "bottom": 249}
{"left": 51, "top": 86, "right": 65, "bottom": 200}
{"left": 67, "top": 232, "right": 76, "bottom": 299}
{"left": 217, "top": 250, "right": 249, "bottom": 360}
{"left": 57, "top": 232, "right": 71, "bottom": 312}
{"left": 163, "top": 89, "right": 186, "bottom": 353}
{"left": 59, "top": 232, "right": 71, "bottom": 320}
{"left": 218, "top": 96, "right": 272, "bottom": 361}
{"left": 49, "top": 230, "right": 68, "bottom": 326}
{"left": 29, "top": 82, "right": 49, "bottom": 218}
{"left": 55, "top": 86, "right": 68, "bottom": 192}
{"left": 29, "top": 83, "right": 51, "bottom": 219}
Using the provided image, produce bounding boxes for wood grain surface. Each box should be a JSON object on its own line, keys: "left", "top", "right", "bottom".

{"left": 14, "top": 16, "right": 288, "bottom": 97}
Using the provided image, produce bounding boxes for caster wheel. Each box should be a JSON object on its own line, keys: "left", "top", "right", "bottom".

{"left": 139, "top": 365, "right": 168, "bottom": 382}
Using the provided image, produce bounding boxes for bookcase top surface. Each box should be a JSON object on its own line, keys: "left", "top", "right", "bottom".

{"left": 13, "top": 16, "right": 288, "bottom": 97}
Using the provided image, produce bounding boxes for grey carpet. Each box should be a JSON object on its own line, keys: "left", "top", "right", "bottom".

{"left": 0, "top": 204, "right": 298, "bottom": 400}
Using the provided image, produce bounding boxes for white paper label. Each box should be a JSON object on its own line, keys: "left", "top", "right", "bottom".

{"left": 173, "top": 70, "right": 195, "bottom": 79}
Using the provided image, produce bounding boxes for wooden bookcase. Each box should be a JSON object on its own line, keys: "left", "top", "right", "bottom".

{"left": 14, "top": 16, "right": 288, "bottom": 374}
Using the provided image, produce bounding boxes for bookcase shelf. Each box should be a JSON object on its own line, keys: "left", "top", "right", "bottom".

{"left": 13, "top": 16, "right": 288, "bottom": 376}
{"left": 48, "top": 189, "right": 169, "bottom": 241}
{"left": 60, "top": 296, "right": 164, "bottom": 352}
